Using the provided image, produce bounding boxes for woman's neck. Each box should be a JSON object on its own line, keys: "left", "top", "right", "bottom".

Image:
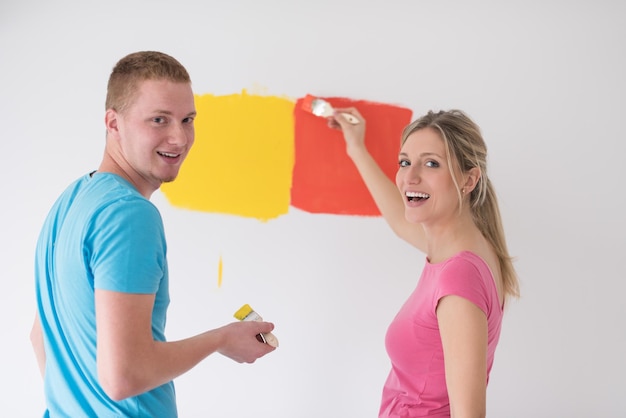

{"left": 423, "top": 212, "right": 484, "bottom": 263}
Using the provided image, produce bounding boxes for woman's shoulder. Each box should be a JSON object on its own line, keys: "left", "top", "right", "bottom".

{"left": 449, "top": 250, "right": 504, "bottom": 308}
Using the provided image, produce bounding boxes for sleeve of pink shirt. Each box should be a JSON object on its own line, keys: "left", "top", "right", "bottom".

{"left": 433, "top": 256, "right": 491, "bottom": 316}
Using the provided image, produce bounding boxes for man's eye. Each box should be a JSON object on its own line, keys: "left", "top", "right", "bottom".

{"left": 183, "top": 117, "right": 194, "bottom": 124}
{"left": 398, "top": 159, "right": 410, "bottom": 168}
{"left": 153, "top": 117, "right": 165, "bottom": 123}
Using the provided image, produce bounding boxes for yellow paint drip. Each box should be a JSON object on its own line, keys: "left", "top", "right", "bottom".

{"left": 161, "top": 90, "right": 295, "bottom": 221}
{"left": 217, "top": 255, "right": 223, "bottom": 288}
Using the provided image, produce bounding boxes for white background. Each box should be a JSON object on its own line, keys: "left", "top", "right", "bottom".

{"left": 1, "top": 1, "right": 625, "bottom": 417}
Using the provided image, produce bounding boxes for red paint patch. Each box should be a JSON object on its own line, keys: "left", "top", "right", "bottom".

{"left": 291, "top": 97, "right": 413, "bottom": 216}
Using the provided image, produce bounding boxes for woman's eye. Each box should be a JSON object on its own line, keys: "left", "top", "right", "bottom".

{"left": 398, "top": 159, "right": 410, "bottom": 168}
{"left": 426, "top": 160, "right": 439, "bottom": 168}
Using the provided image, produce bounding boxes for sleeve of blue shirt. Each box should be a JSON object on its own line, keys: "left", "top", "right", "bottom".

{"left": 89, "top": 196, "right": 166, "bottom": 294}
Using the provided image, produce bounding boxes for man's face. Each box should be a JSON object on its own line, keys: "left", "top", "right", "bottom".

{"left": 111, "top": 79, "right": 196, "bottom": 194}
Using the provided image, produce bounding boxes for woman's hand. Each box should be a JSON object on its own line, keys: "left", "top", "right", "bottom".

{"left": 327, "top": 107, "right": 367, "bottom": 156}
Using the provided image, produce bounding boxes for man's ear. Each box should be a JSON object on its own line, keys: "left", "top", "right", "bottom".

{"left": 463, "top": 167, "right": 481, "bottom": 193}
{"left": 104, "top": 109, "right": 119, "bottom": 137}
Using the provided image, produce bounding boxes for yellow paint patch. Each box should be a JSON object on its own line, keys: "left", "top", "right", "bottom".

{"left": 161, "top": 90, "right": 295, "bottom": 221}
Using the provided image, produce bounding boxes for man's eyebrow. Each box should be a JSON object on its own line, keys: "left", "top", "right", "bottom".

{"left": 151, "top": 110, "right": 197, "bottom": 117}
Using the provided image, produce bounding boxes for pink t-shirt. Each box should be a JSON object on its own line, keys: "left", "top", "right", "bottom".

{"left": 379, "top": 251, "right": 503, "bottom": 418}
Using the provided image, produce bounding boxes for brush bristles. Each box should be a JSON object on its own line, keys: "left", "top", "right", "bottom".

{"left": 233, "top": 304, "right": 253, "bottom": 320}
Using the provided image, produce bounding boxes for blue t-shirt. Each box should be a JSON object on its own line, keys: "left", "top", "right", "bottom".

{"left": 34, "top": 172, "right": 176, "bottom": 417}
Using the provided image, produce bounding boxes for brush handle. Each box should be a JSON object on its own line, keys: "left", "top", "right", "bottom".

{"left": 339, "top": 112, "right": 359, "bottom": 124}
{"left": 242, "top": 311, "right": 279, "bottom": 348}
{"left": 260, "top": 332, "right": 279, "bottom": 348}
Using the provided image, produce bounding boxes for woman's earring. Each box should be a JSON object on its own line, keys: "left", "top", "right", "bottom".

{"left": 462, "top": 188, "right": 466, "bottom": 194}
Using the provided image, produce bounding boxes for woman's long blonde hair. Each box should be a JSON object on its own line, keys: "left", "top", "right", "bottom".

{"left": 401, "top": 109, "right": 520, "bottom": 301}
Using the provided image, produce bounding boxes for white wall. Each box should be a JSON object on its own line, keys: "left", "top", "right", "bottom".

{"left": 2, "top": 1, "right": 625, "bottom": 417}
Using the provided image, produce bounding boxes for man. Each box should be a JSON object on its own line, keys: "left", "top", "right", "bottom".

{"left": 30, "top": 51, "right": 276, "bottom": 417}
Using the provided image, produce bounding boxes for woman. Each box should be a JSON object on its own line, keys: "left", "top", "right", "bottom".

{"left": 329, "top": 108, "right": 520, "bottom": 418}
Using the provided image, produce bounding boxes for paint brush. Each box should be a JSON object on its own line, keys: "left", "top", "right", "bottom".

{"left": 301, "top": 94, "right": 359, "bottom": 124}
{"left": 233, "top": 304, "right": 279, "bottom": 348}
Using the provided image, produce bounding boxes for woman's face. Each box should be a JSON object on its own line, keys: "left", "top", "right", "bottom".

{"left": 395, "top": 127, "right": 461, "bottom": 226}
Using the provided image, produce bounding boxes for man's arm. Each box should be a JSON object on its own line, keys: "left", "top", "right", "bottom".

{"left": 95, "top": 289, "right": 275, "bottom": 401}
{"left": 30, "top": 312, "right": 46, "bottom": 378}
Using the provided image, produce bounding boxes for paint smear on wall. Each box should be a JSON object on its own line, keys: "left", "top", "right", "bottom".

{"left": 161, "top": 91, "right": 294, "bottom": 221}
{"left": 161, "top": 91, "right": 412, "bottom": 219}
{"left": 291, "top": 97, "right": 413, "bottom": 216}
